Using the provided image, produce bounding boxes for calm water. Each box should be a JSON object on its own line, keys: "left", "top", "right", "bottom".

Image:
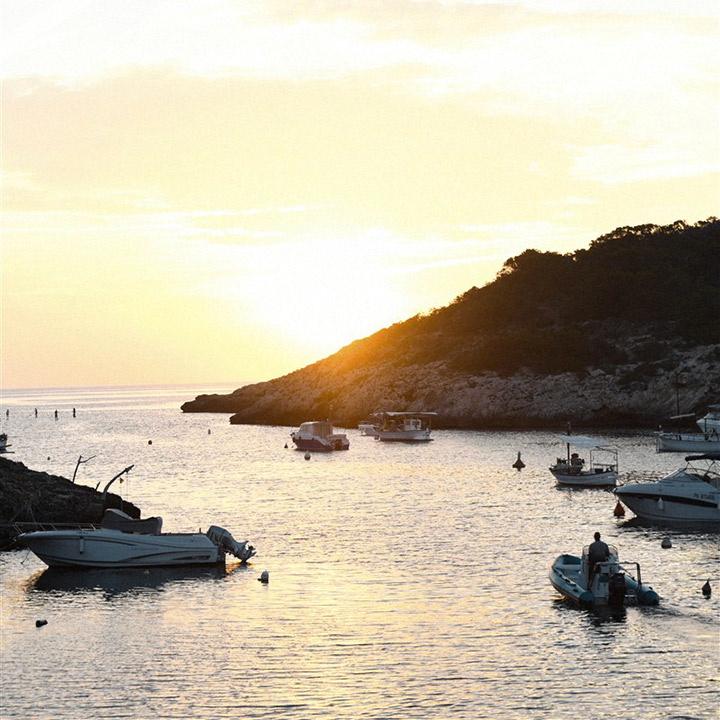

{"left": 1, "top": 386, "right": 718, "bottom": 719}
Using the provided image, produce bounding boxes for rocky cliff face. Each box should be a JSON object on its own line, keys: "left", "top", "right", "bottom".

{"left": 183, "top": 220, "right": 719, "bottom": 429}
{"left": 182, "top": 342, "right": 720, "bottom": 429}
{"left": 0, "top": 457, "right": 141, "bottom": 548}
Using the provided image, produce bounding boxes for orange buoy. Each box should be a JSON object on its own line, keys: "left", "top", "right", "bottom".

{"left": 613, "top": 500, "right": 625, "bottom": 517}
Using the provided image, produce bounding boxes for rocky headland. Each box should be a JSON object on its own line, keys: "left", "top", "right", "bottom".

{"left": 0, "top": 456, "right": 141, "bottom": 549}
{"left": 182, "top": 219, "right": 720, "bottom": 429}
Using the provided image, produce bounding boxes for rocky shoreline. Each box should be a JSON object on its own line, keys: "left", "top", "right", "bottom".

{"left": 182, "top": 343, "right": 720, "bottom": 430}
{"left": 0, "top": 457, "right": 141, "bottom": 549}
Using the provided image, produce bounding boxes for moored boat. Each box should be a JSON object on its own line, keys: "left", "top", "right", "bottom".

{"left": 291, "top": 420, "right": 349, "bottom": 452}
{"left": 0, "top": 433, "right": 12, "bottom": 453}
{"left": 614, "top": 453, "right": 720, "bottom": 525}
{"left": 549, "top": 433, "right": 618, "bottom": 487}
{"left": 375, "top": 411, "right": 436, "bottom": 442}
{"left": 655, "top": 430, "right": 720, "bottom": 453}
{"left": 549, "top": 544, "right": 659, "bottom": 607}
{"left": 17, "top": 508, "right": 256, "bottom": 569}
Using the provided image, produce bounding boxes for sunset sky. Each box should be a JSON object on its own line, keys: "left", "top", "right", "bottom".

{"left": 2, "top": 0, "right": 718, "bottom": 389}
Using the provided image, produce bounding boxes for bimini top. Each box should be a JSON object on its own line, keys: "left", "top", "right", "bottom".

{"left": 685, "top": 453, "right": 720, "bottom": 462}
{"left": 552, "top": 434, "right": 613, "bottom": 449}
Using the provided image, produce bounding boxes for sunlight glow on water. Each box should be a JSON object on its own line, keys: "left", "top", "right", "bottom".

{"left": 1, "top": 387, "right": 718, "bottom": 719}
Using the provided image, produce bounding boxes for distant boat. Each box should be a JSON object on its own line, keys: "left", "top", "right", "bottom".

{"left": 290, "top": 421, "right": 349, "bottom": 452}
{"left": 697, "top": 405, "right": 720, "bottom": 433}
{"left": 614, "top": 453, "right": 720, "bottom": 525}
{"left": 655, "top": 431, "right": 720, "bottom": 453}
{"left": 549, "top": 433, "right": 618, "bottom": 487}
{"left": 549, "top": 544, "right": 659, "bottom": 607}
{"left": 375, "top": 412, "right": 436, "bottom": 442}
{"left": 0, "top": 433, "right": 11, "bottom": 453}
{"left": 17, "top": 509, "right": 256, "bottom": 568}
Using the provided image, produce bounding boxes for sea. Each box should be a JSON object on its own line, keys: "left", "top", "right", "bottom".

{"left": 0, "top": 385, "right": 717, "bottom": 720}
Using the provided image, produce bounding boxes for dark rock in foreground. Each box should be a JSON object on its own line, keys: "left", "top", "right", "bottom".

{"left": 0, "top": 457, "right": 141, "bottom": 549}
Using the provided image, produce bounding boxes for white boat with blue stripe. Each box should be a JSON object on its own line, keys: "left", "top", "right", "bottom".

{"left": 614, "top": 453, "right": 720, "bottom": 525}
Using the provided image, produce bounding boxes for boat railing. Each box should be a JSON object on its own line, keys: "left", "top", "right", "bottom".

{"left": 12, "top": 521, "right": 100, "bottom": 535}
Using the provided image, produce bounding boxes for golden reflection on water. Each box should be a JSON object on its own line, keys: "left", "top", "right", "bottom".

{"left": 0, "top": 390, "right": 718, "bottom": 719}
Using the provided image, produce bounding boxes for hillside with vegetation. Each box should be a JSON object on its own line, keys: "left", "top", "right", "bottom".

{"left": 182, "top": 218, "right": 720, "bottom": 428}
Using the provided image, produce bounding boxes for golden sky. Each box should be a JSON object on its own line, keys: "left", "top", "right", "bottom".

{"left": 2, "top": 0, "right": 718, "bottom": 388}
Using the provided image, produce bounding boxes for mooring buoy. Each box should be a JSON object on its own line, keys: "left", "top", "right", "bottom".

{"left": 613, "top": 500, "right": 625, "bottom": 517}
{"left": 512, "top": 452, "right": 525, "bottom": 471}
{"left": 702, "top": 580, "right": 711, "bottom": 597}
{"left": 259, "top": 570, "right": 269, "bottom": 584}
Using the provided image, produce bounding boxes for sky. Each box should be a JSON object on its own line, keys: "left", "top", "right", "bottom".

{"left": 2, "top": 0, "right": 718, "bottom": 389}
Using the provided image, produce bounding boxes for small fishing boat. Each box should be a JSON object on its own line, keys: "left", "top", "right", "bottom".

{"left": 655, "top": 430, "right": 720, "bottom": 453}
{"left": 549, "top": 433, "right": 618, "bottom": 487}
{"left": 17, "top": 509, "right": 256, "bottom": 569}
{"left": 614, "top": 453, "right": 720, "bottom": 525}
{"left": 290, "top": 420, "right": 349, "bottom": 452}
{"left": 375, "top": 411, "right": 436, "bottom": 442}
{"left": 549, "top": 544, "right": 659, "bottom": 607}
{"left": 0, "top": 433, "right": 12, "bottom": 453}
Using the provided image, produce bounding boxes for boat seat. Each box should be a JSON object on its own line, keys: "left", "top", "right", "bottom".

{"left": 100, "top": 508, "right": 163, "bottom": 534}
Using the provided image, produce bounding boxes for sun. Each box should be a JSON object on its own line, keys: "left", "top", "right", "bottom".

{"left": 246, "top": 234, "right": 406, "bottom": 355}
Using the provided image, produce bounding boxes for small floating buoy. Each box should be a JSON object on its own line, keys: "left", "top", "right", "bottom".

{"left": 148, "top": 440, "right": 153, "bottom": 445}
{"left": 661, "top": 537, "right": 672, "bottom": 549}
{"left": 512, "top": 452, "right": 525, "bottom": 471}
{"left": 702, "top": 580, "right": 711, "bottom": 597}
{"left": 284, "top": 443, "right": 288, "bottom": 449}
{"left": 207, "top": 428, "right": 211, "bottom": 435}
{"left": 613, "top": 500, "right": 625, "bottom": 517}
{"left": 259, "top": 570, "right": 269, "bottom": 584}
{"left": 304, "top": 452, "right": 311, "bottom": 460}
{"left": 35, "top": 619, "right": 47, "bottom": 627}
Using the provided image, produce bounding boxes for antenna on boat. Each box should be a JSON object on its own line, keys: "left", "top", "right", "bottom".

{"left": 99, "top": 465, "right": 135, "bottom": 499}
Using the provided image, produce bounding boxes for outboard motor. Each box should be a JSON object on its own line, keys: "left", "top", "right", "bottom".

{"left": 206, "top": 526, "right": 256, "bottom": 562}
{"left": 608, "top": 572, "right": 626, "bottom": 607}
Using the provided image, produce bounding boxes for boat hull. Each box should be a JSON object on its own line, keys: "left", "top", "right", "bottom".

{"left": 614, "top": 489, "right": 720, "bottom": 525}
{"left": 655, "top": 433, "right": 720, "bottom": 453}
{"left": 291, "top": 436, "right": 349, "bottom": 451}
{"left": 551, "top": 469, "right": 617, "bottom": 487}
{"left": 376, "top": 430, "right": 433, "bottom": 442}
{"left": 19, "top": 529, "right": 224, "bottom": 568}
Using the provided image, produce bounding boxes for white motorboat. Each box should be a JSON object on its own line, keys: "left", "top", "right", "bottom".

{"left": 614, "top": 453, "right": 720, "bottom": 525}
{"left": 655, "top": 430, "right": 720, "bottom": 453}
{"left": 549, "top": 433, "right": 618, "bottom": 487}
{"left": 17, "top": 509, "right": 257, "bottom": 568}
{"left": 549, "top": 544, "right": 659, "bottom": 607}
{"left": 697, "top": 405, "right": 720, "bottom": 433}
{"left": 375, "top": 411, "right": 436, "bottom": 442}
{"left": 290, "top": 420, "right": 349, "bottom": 452}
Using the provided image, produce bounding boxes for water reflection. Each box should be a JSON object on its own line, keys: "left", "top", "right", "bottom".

{"left": 552, "top": 597, "right": 628, "bottom": 626}
{"left": 25, "top": 562, "right": 248, "bottom": 599}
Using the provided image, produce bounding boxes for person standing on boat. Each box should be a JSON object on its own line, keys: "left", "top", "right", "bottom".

{"left": 588, "top": 532, "right": 609, "bottom": 583}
